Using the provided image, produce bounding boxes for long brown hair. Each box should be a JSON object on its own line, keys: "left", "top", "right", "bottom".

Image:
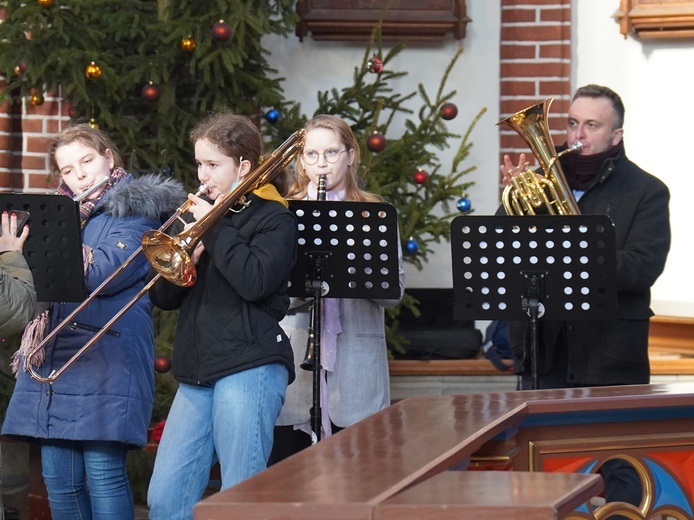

{"left": 288, "top": 114, "right": 381, "bottom": 202}
{"left": 190, "top": 110, "right": 291, "bottom": 196}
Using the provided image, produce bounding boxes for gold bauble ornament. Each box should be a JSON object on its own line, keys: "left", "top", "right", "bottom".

{"left": 37, "top": 0, "right": 53, "bottom": 7}
{"left": 88, "top": 118, "right": 99, "bottom": 129}
{"left": 30, "top": 92, "right": 45, "bottom": 106}
{"left": 181, "top": 36, "right": 197, "bottom": 52}
{"left": 85, "top": 61, "right": 102, "bottom": 79}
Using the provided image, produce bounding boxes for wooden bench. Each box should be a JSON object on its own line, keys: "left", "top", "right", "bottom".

{"left": 194, "top": 383, "right": 694, "bottom": 519}
{"left": 390, "top": 315, "right": 694, "bottom": 377}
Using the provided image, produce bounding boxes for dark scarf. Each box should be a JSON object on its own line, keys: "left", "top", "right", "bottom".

{"left": 560, "top": 141, "right": 624, "bottom": 191}
{"left": 57, "top": 167, "right": 128, "bottom": 227}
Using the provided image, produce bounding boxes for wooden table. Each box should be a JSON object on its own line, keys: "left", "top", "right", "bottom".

{"left": 195, "top": 383, "right": 694, "bottom": 519}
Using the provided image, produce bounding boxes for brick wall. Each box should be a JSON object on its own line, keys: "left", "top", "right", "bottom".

{"left": 499, "top": 0, "right": 572, "bottom": 171}
{"left": 0, "top": 86, "right": 69, "bottom": 193}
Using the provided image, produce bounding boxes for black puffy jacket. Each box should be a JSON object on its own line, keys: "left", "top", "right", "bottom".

{"left": 149, "top": 190, "right": 297, "bottom": 386}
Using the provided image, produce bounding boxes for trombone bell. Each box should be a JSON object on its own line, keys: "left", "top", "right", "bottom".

{"left": 141, "top": 230, "right": 197, "bottom": 287}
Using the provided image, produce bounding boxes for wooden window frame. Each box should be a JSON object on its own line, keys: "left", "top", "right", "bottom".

{"left": 614, "top": 0, "right": 694, "bottom": 39}
{"left": 295, "top": 0, "right": 470, "bottom": 42}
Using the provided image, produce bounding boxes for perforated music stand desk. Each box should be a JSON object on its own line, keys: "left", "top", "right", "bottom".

{"left": 451, "top": 215, "right": 617, "bottom": 389}
{"left": 1, "top": 193, "right": 85, "bottom": 302}
{"left": 288, "top": 200, "right": 400, "bottom": 300}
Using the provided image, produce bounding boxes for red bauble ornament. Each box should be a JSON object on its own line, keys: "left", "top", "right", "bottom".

{"left": 413, "top": 170, "right": 428, "bottom": 185}
{"left": 154, "top": 355, "right": 171, "bottom": 373}
{"left": 366, "top": 132, "right": 386, "bottom": 152}
{"left": 212, "top": 20, "right": 232, "bottom": 42}
{"left": 440, "top": 102, "right": 458, "bottom": 120}
{"left": 368, "top": 54, "right": 383, "bottom": 73}
{"left": 141, "top": 82, "right": 161, "bottom": 102}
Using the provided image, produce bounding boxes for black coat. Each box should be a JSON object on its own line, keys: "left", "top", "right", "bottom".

{"left": 149, "top": 192, "right": 297, "bottom": 386}
{"left": 506, "top": 145, "right": 670, "bottom": 386}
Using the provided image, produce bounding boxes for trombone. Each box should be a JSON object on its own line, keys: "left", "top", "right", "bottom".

{"left": 25, "top": 129, "right": 305, "bottom": 384}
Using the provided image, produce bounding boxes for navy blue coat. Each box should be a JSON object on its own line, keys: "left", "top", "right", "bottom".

{"left": 3, "top": 174, "right": 186, "bottom": 448}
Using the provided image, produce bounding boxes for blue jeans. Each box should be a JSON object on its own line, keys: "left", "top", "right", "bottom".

{"left": 40, "top": 439, "right": 133, "bottom": 520}
{"left": 147, "top": 363, "right": 288, "bottom": 520}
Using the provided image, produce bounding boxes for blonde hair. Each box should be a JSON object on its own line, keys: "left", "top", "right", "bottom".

{"left": 288, "top": 114, "right": 381, "bottom": 202}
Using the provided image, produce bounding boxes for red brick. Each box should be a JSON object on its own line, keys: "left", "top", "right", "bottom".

{"left": 504, "top": 0, "right": 569, "bottom": 5}
{"left": 0, "top": 170, "right": 23, "bottom": 190}
{"left": 539, "top": 80, "right": 571, "bottom": 97}
{"left": 539, "top": 43, "right": 571, "bottom": 59}
{"left": 540, "top": 7, "right": 570, "bottom": 23}
{"left": 500, "top": 80, "right": 537, "bottom": 96}
{"left": 502, "top": 8, "right": 536, "bottom": 23}
{"left": 501, "top": 61, "right": 570, "bottom": 78}
{"left": 21, "top": 155, "right": 47, "bottom": 171}
{"left": 26, "top": 135, "right": 52, "bottom": 154}
{"left": 501, "top": 25, "right": 570, "bottom": 41}
{"left": 500, "top": 43, "right": 536, "bottom": 60}
{"left": 27, "top": 172, "right": 56, "bottom": 190}
{"left": 21, "top": 119, "right": 45, "bottom": 133}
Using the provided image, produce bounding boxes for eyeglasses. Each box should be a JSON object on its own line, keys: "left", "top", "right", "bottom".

{"left": 301, "top": 148, "right": 349, "bottom": 165}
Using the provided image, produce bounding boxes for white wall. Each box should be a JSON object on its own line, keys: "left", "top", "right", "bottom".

{"left": 574, "top": 1, "right": 692, "bottom": 317}
{"left": 265, "top": 0, "right": 692, "bottom": 318}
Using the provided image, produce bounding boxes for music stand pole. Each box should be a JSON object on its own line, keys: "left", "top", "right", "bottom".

{"left": 305, "top": 253, "right": 327, "bottom": 443}
{"left": 522, "top": 272, "right": 545, "bottom": 390}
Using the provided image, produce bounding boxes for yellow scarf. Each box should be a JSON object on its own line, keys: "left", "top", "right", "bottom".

{"left": 252, "top": 183, "right": 288, "bottom": 208}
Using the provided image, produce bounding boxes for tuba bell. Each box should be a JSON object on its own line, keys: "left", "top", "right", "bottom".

{"left": 498, "top": 97, "right": 582, "bottom": 216}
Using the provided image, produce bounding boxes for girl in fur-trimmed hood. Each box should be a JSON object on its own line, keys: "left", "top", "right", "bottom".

{"left": 2, "top": 124, "right": 186, "bottom": 520}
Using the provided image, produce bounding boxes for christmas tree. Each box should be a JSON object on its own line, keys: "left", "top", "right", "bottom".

{"left": 0, "top": 0, "right": 298, "bottom": 182}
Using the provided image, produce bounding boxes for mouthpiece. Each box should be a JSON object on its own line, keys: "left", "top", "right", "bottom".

{"left": 569, "top": 141, "right": 583, "bottom": 153}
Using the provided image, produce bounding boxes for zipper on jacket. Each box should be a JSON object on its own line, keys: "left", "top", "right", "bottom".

{"left": 70, "top": 322, "right": 120, "bottom": 337}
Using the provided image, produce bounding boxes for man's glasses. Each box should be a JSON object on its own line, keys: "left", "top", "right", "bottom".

{"left": 301, "top": 148, "right": 348, "bottom": 165}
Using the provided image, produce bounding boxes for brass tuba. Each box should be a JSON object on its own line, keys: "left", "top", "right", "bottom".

{"left": 498, "top": 97, "right": 582, "bottom": 216}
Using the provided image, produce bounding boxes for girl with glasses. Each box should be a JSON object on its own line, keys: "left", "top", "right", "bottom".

{"left": 269, "top": 114, "right": 405, "bottom": 463}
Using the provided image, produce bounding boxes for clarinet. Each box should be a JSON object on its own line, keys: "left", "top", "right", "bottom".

{"left": 317, "top": 174, "right": 327, "bottom": 201}
{"left": 300, "top": 174, "right": 327, "bottom": 371}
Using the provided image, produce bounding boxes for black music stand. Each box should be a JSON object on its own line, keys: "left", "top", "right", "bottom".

{"left": 0, "top": 193, "right": 85, "bottom": 302}
{"left": 288, "top": 200, "right": 400, "bottom": 441}
{"left": 450, "top": 215, "right": 617, "bottom": 389}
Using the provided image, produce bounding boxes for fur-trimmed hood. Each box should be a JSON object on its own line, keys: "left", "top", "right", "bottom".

{"left": 101, "top": 173, "right": 187, "bottom": 222}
